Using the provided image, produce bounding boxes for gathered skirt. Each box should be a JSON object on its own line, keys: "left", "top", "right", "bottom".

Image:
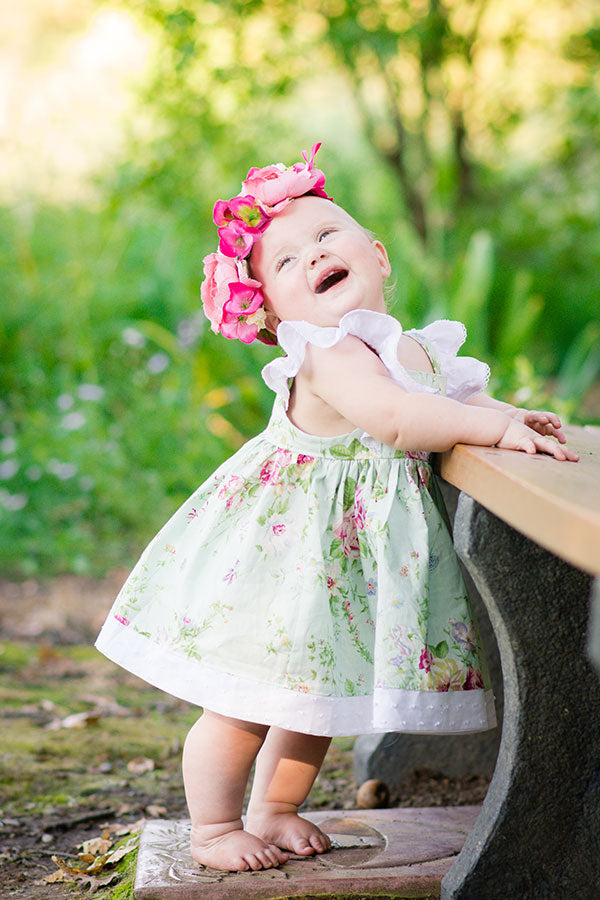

{"left": 95, "top": 396, "right": 496, "bottom": 737}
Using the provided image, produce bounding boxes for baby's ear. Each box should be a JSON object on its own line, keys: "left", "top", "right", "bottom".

{"left": 373, "top": 240, "right": 391, "bottom": 278}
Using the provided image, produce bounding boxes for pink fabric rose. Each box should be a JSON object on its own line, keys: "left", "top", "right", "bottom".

{"left": 213, "top": 195, "right": 270, "bottom": 230}
{"left": 200, "top": 253, "right": 264, "bottom": 341}
{"left": 217, "top": 219, "right": 262, "bottom": 259}
{"left": 220, "top": 282, "right": 266, "bottom": 343}
{"left": 241, "top": 143, "right": 331, "bottom": 211}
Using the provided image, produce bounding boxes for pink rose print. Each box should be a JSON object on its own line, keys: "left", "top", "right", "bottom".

{"left": 218, "top": 475, "right": 245, "bottom": 511}
{"left": 417, "top": 463, "right": 431, "bottom": 487}
{"left": 354, "top": 489, "right": 366, "bottom": 530}
{"left": 272, "top": 523, "right": 286, "bottom": 535}
{"left": 419, "top": 646, "right": 434, "bottom": 673}
{"left": 327, "top": 576, "right": 336, "bottom": 590}
{"left": 333, "top": 507, "right": 360, "bottom": 558}
{"left": 296, "top": 454, "right": 315, "bottom": 465}
{"left": 366, "top": 579, "right": 376, "bottom": 595}
{"left": 114, "top": 614, "right": 130, "bottom": 626}
{"left": 186, "top": 507, "right": 199, "bottom": 521}
{"left": 260, "top": 449, "right": 294, "bottom": 485}
{"left": 464, "top": 667, "right": 485, "bottom": 690}
{"left": 297, "top": 684, "right": 310, "bottom": 693}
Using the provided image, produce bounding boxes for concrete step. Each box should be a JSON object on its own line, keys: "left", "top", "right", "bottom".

{"left": 134, "top": 806, "right": 480, "bottom": 899}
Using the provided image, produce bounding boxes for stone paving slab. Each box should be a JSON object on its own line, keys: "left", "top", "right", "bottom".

{"left": 134, "top": 806, "right": 480, "bottom": 899}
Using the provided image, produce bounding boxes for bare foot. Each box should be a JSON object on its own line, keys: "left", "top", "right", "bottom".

{"left": 246, "top": 810, "right": 331, "bottom": 856}
{"left": 190, "top": 820, "right": 289, "bottom": 871}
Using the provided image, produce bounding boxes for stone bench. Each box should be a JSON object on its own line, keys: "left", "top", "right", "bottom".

{"left": 358, "top": 424, "right": 600, "bottom": 899}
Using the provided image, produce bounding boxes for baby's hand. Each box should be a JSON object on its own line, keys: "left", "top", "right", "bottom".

{"left": 496, "top": 419, "right": 579, "bottom": 461}
{"left": 508, "top": 408, "right": 566, "bottom": 444}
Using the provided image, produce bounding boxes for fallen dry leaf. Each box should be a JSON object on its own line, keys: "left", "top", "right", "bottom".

{"left": 114, "top": 817, "right": 146, "bottom": 836}
{"left": 104, "top": 837, "right": 138, "bottom": 865}
{"left": 80, "top": 837, "right": 112, "bottom": 856}
{"left": 127, "top": 756, "right": 154, "bottom": 774}
{"left": 145, "top": 804, "right": 167, "bottom": 817}
{"left": 45, "top": 710, "right": 101, "bottom": 730}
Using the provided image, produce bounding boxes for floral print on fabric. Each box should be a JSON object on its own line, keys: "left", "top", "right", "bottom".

{"left": 107, "top": 385, "right": 491, "bottom": 714}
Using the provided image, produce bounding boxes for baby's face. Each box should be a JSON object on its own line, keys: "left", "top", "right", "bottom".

{"left": 250, "top": 196, "right": 390, "bottom": 330}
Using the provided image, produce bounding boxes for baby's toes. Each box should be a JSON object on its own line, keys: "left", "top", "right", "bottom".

{"left": 269, "top": 844, "right": 289, "bottom": 864}
{"left": 293, "top": 837, "right": 316, "bottom": 856}
{"left": 244, "top": 853, "right": 266, "bottom": 871}
{"left": 310, "top": 832, "right": 330, "bottom": 853}
{"left": 255, "top": 849, "right": 276, "bottom": 869}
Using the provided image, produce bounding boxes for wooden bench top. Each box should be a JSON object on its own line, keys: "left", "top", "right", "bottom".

{"left": 435, "top": 424, "right": 600, "bottom": 577}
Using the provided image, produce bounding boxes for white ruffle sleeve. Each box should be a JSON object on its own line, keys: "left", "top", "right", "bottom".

{"left": 405, "top": 319, "right": 490, "bottom": 403}
{"left": 262, "top": 309, "right": 441, "bottom": 409}
{"left": 261, "top": 310, "right": 490, "bottom": 408}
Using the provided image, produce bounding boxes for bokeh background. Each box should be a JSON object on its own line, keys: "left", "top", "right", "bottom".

{"left": 1, "top": 0, "right": 599, "bottom": 579}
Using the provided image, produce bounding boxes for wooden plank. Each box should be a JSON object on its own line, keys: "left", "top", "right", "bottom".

{"left": 435, "top": 425, "right": 600, "bottom": 576}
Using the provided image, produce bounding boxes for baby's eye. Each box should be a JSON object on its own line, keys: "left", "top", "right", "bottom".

{"left": 276, "top": 256, "right": 292, "bottom": 272}
{"left": 318, "top": 229, "right": 334, "bottom": 241}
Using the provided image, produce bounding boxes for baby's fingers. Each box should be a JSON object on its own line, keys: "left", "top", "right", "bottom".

{"left": 526, "top": 412, "right": 566, "bottom": 443}
{"left": 533, "top": 435, "right": 578, "bottom": 461}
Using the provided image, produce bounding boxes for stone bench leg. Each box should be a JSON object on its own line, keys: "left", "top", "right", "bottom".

{"left": 441, "top": 493, "right": 600, "bottom": 900}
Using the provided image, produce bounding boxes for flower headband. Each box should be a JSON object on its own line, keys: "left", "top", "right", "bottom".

{"left": 200, "top": 142, "right": 332, "bottom": 344}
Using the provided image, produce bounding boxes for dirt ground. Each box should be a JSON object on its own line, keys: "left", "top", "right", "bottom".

{"left": 0, "top": 574, "right": 491, "bottom": 898}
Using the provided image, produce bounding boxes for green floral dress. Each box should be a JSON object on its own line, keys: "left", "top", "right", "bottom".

{"left": 95, "top": 310, "right": 495, "bottom": 736}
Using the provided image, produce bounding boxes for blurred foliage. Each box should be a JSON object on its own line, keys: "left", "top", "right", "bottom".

{"left": 1, "top": 0, "right": 599, "bottom": 577}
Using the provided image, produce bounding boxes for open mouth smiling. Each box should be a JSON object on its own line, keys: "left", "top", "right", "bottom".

{"left": 315, "top": 268, "right": 349, "bottom": 294}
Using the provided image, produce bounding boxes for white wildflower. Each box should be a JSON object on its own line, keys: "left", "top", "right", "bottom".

{"left": 0, "top": 459, "right": 19, "bottom": 479}
{"left": 1, "top": 437, "right": 17, "bottom": 454}
{"left": 147, "top": 352, "right": 169, "bottom": 374}
{"left": 47, "top": 460, "right": 78, "bottom": 480}
{"left": 61, "top": 411, "right": 86, "bottom": 431}
{"left": 57, "top": 394, "right": 75, "bottom": 411}
{"left": 2, "top": 492, "right": 27, "bottom": 510}
{"left": 77, "top": 384, "right": 105, "bottom": 401}
{"left": 121, "top": 327, "right": 146, "bottom": 348}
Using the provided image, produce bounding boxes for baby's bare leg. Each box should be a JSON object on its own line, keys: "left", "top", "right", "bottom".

{"left": 246, "top": 727, "right": 332, "bottom": 856}
{"left": 182, "top": 710, "right": 289, "bottom": 871}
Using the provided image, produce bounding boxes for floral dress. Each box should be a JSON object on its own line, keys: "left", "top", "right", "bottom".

{"left": 95, "top": 309, "right": 496, "bottom": 737}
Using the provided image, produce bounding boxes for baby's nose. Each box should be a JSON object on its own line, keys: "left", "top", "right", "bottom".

{"left": 309, "top": 251, "right": 327, "bottom": 267}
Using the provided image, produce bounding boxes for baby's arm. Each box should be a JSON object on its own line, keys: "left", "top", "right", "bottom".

{"left": 302, "top": 339, "right": 578, "bottom": 461}
{"left": 466, "top": 393, "right": 567, "bottom": 444}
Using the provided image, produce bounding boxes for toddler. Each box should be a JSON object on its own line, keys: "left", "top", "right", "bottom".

{"left": 95, "top": 143, "right": 578, "bottom": 873}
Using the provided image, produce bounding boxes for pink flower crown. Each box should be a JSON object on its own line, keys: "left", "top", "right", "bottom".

{"left": 200, "top": 142, "right": 332, "bottom": 344}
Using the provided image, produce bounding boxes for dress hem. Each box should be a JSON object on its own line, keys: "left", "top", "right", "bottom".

{"left": 95, "top": 620, "right": 497, "bottom": 738}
